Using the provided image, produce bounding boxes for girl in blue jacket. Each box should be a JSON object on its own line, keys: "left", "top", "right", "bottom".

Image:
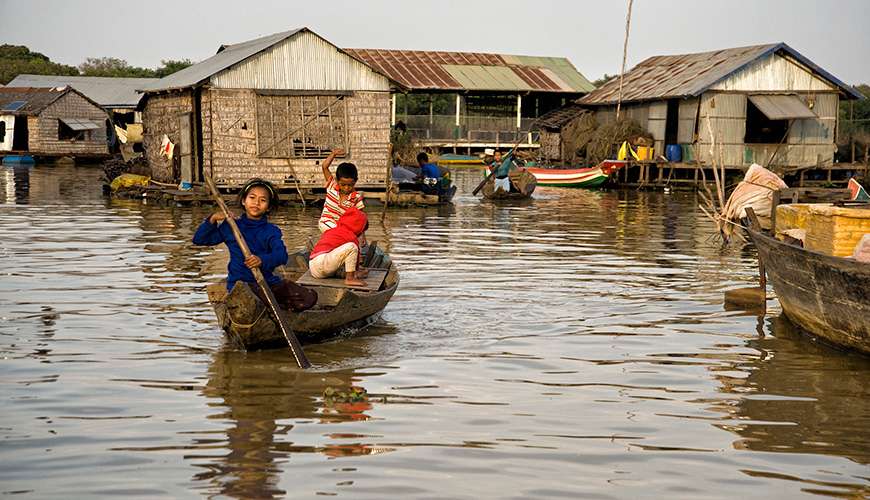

{"left": 193, "top": 178, "right": 316, "bottom": 312}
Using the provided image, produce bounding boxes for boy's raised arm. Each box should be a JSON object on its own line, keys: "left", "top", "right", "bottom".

{"left": 321, "top": 147, "right": 345, "bottom": 184}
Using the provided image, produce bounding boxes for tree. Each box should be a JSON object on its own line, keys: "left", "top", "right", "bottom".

{"left": 78, "top": 57, "right": 154, "bottom": 78}
{"left": 154, "top": 59, "right": 193, "bottom": 78}
{"left": 838, "top": 83, "right": 870, "bottom": 162}
{"left": 0, "top": 44, "right": 78, "bottom": 85}
{"left": 592, "top": 74, "right": 617, "bottom": 88}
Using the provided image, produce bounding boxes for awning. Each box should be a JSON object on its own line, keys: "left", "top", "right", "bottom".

{"left": 60, "top": 118, "right": 101, "bottom": 131}
{"left": 748, "top": 94, "right": 817, "bottom": 120}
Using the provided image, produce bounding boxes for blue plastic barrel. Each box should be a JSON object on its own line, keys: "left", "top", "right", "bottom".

{"left": 665, "top": 144, "right": 682, "bottom": 162}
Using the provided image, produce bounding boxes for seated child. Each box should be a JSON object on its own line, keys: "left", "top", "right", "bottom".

{"left": 192, "top": 178, "right": 317, "bottom": 312}
{"left": 309, "top": 207, "right": 370, "bottom": 287}
{"left": 319, "top": 148, "right": 365, "bottom": 233}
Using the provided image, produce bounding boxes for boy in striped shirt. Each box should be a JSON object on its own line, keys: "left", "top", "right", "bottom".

{"left": 319, "top": 148, "right": 366, "bottom": 233}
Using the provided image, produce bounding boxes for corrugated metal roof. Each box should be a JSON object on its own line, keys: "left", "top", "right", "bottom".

{"left": 7, "top": 74, "right": 158, "bottom": 108}
{"left": 140, "top": 28, "right": 305, "bottom": 93}
{"left": 580, "top": 43, "right": 864, "bottom": 106}
{"left": 748, "top": 94, "right": 816, "bottom": 120}
{"left": 344, "top": 49, "right": 594, "bottom": 93}
{"left": 0, "top": 87, "right": 72, "bottom": 115}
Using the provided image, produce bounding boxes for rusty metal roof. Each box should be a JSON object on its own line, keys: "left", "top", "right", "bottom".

{"left": 344, "top": 49, "right": 593, "bottom": 93}
{"left": 0, "top": 87, "right": 76, "bottom": 115}
{"left": 580, "top": 43, "right": 863, "bottom": 105}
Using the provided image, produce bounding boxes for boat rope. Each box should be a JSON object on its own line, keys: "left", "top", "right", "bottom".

{"left": 228, "top": 305, "right": 268, "bottom": 331}
{"left": 615, "top": 0, "right": 634, "bottom": 121}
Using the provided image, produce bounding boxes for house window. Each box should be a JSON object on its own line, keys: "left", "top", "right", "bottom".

{"left": 59, "top": 120, "right": 87, "bottom": 141}
{"left": 0, "top": 120, "right": 5, "bottom": 142}
{"left": 256, "top": 94, "right": 347, "bottom": 159}
{"left": 745, "top": 100, "right": 789, "bottom": 144}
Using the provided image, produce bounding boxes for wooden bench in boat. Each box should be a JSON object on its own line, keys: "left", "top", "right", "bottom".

{"left": 295, "top": 269, "right": 388, "bottom": 292}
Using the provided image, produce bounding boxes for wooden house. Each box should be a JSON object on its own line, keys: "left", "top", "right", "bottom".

{"left": 345, "top": 49, "right": 594, "bottom": 152}
{"left": 578, "top": 43, "right": 864, "bottom": 169}
{"left": 138, "top": 27, "right": 400, "bottom": 190}
{"left": 0, "top": 87, "right": 110, "bottom": 157}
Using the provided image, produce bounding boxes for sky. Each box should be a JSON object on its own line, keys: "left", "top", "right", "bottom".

{"left": 2, "top": 0, "right": 869, "bottom": 85}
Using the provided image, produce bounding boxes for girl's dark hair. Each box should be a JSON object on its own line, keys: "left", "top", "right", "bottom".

{"left": 416, "top": 152, "right": 429, "bottom": 163}
{"left": 335, "top": 162, "right": 358, "bottom": 181}
{"left": 238, "top": 178, "right": 278, "bottom": 210}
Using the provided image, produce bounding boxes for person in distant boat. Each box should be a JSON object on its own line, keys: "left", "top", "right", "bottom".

{"left": 489, "top": 149, "right": 513, "bottom": 193}
{"left": 416, "top": 152, "right": 442, "bottom": 195}
{"left": 309, "top": 206, "right": 370, "bottom": 288}
{"left": 319, "top": 148, "right": 367, "bottom": 242}
{"left": 192, "top": 178, "right": 317, "bottom": 312}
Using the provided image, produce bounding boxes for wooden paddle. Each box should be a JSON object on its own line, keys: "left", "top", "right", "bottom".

{"left": 723, "top": 207, "right": 767, "bottom": 311}
{"left": 203, "top": 175, "right": 311, "bottom": 368}
{"left": 472, "top": 123, "right": 538, "bottom": 196}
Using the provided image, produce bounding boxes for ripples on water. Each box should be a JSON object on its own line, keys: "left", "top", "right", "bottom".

{"left": 0, "top": 164, "right": 867, "bottom": 499}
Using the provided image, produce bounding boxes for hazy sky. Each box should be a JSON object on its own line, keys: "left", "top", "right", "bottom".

{"left": 2, "top": 0, "right": 869, "bottom": 84}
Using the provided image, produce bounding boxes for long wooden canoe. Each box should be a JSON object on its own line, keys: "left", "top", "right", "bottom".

{"left": 746, "top": 226, "right": 870, "bottom": 354}
{"left": 207, "top": 245, "right": 399, "bottom": 350}
{"left": 525, "top": 166, "right": 608, "bottom": 188}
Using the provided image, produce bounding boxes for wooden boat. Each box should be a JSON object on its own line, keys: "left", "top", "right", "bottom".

{"left": 525, "top": 166, "right": 608, "bottom": 188}
{"left": 480, "top": 169, "right": 537, "bottom": 200}
{"left": 525, "top": 160, "right": 625, "bottom": 188}
{"left": 436, "top": 153, "right": 484, "bottom": 165}
{"left": 206, "top": 245, "right": 399, "bottom": 350}
{"left": 746, "top": 226, "right": 870, "bottom": 354}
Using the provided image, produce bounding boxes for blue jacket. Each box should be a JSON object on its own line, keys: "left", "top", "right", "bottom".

{"left": 421, "top": 162, "right": 441, "bottom": 179}
{"left": 192, "top": 214, "right": 288, "bottom": 290}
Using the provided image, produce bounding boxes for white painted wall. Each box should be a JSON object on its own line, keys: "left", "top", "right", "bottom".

{"left": 0, "top": 115, "right": 14, "bottom": 151}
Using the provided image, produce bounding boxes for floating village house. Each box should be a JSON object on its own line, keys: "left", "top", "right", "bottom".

{"left": 0, "top": 87, "right": 110, "bottom": 157}
{"left": 138, "top": 27, "right": 400, "bottom": 190}
{"left": 578, "top": 43, "right": 863, "bottom": 169}
{"left": 345, "top": 49, "right": 595, "bottom": 152}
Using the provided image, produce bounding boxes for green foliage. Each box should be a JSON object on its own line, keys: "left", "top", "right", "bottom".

{"left": 838, "top": 84, "right": 870, "bottom": 146}
{"left": 592, "top": 73, "right": 617, "bottom": 88}
{"left": 0, "top": 45, "right": 195, "bottom": 84}
{"left": 79, "top": 57, "right": 193, "bottom": 78}
{"left": 395, "top": 92, "right": 454, "bottom": 115}
{"left": 0, "top": 44, "right": 78, "bottom": 85}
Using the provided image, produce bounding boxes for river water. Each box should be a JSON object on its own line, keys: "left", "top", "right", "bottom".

{"left": 1, "top": 164, "right": 868, "bottom": 499}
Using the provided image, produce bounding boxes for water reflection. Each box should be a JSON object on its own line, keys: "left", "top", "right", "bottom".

{"left": 721, "top": 315, "right": 870, "bottom": 465}
{"left": 1, "top": 165, "right": 868, "bottom": 498}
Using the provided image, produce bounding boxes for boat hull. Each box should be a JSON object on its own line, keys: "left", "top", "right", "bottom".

{"left": 207, "top": 248, "right": 399, "bottom": 350}
{"left": 481, "top": 170, "right": 537, "bottom": 200}
{"left": 747, "top": 227, "right": 870, "bottom": 353}
{"left": 525, "top": 166, "right": 610, "bottom": 188}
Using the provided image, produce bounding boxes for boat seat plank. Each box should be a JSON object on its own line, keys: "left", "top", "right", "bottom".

{"left": 296, "top": 269, "right": 387, "bottom": 291}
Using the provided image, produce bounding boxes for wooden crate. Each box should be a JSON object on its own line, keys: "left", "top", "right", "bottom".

{"left": 777, "top": 203, "right": 870, "bottom": 256}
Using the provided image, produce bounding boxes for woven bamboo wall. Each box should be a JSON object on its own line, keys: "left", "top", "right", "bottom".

{"left": 31, "top": 92, "right": 109, "bottom": 156}
{"left": 203, "top": 88, "right": 390, "bottom": 189}
{"left": 142, "top": 90, "right": 194, "bottom": 183}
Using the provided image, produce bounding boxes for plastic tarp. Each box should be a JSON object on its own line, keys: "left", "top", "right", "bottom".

{"left": 110, "top": 173, "right": 150, "bottom": 191}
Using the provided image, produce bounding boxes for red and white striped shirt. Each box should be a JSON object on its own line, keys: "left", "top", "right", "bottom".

{"left": 318, "top": 177, "right": 365, "bottom": 231}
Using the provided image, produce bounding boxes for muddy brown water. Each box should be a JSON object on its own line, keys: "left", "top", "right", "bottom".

{"left": 1, "top": 164, "right": 868, "bottom": 499}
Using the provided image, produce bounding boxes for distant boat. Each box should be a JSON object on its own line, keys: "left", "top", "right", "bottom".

{"left": 525, "top": 160, "right": 625, "bottom": 188}
{"left": 437, "top": 153, "right": 483, "bottom": 165}
{"left": 2, "top": 155, "right": 35, "bottom": 165}
{"left": 480, "top": 169, "right": 537, "bottom": 200}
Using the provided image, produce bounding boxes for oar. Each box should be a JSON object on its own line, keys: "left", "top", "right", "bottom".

{"left": 203, "top": 175, "right": 311, "bottom": 368}
{"left": 723, "top": 207, "right": 768, "bottom": 311}
{"left": 472, "top": 122, "right": 538, "bottom": 196}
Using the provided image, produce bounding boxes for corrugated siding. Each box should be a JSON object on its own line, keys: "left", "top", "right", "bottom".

{"left": 678, "top": 98, "right": 699, "bottom": 144}
{"left": 647, "top": 102, "right": 667, "bottom": 157}
{"left": 787, "top": 92, "right": 837, "bottom": 166}
{"left": 697, "top": 92, "right": 746, "bottom": 166}
{"left": 211, "top": 31, "right": 390, "bottom": 91}
{"left": 709, "top": 53, "right": 836, "bottom": 92}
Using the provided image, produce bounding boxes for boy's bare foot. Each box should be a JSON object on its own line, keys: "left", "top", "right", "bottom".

{"left": 345, "top": 277, "right": 366, "bottom": 287}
